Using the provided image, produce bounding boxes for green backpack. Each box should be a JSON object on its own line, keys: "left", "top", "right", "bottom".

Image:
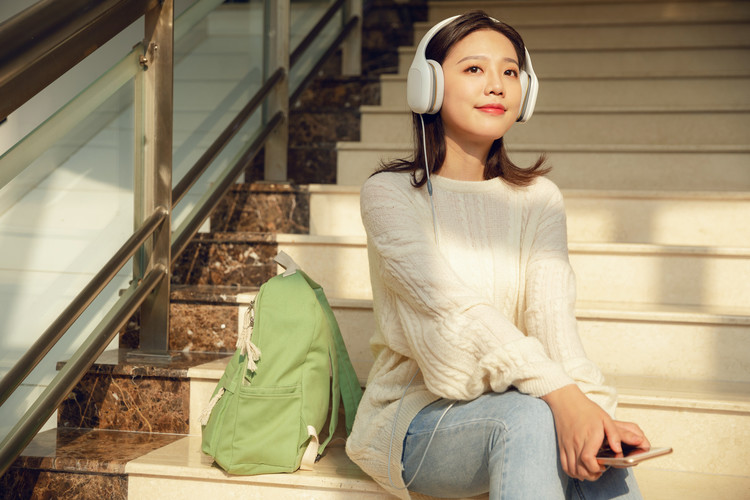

{"left": 200, "top": 252, "right": 363, "bottom": 474}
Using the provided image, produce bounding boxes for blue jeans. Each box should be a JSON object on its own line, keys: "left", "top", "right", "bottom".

{"left": 402, "top": 391, "right": 643, "bottom": 500}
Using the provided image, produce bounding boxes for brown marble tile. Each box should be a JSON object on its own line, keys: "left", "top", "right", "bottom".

{"left": 293, "top": 76, "right": 381, "bottom": 109}
{"left": 171, "top": 232, "right": 277, "bottom": 287}
{"left": 289, "top": 109, "right": 361, "bottom": 145}
{"left": 57, "top": 349, "right": 232, "bottom": 433}
{"left": 170, "top": 302, "right": 237, "bottom": 352}
{"left": 287, "top": 148, "right": 338, "bottom": 185}
{"left": 169, "top": 285, "right": 262, "bottom": 352}
{"left": 0, "top": 469, "right": 127, "bottom": 500}
{"left": 8, "top": 428, "right": 181, "bottom": 474}
{"left": 1, "top": 428, "right": 183, "bottom": 499}
{"left": 58, "top": 371, "right": 190, "bottom": 434}
{"left": 64, "top": 349, "right": 230, "bottom": 378}
{"left": 210, "top": 183, "right": 310, "bottom": 234}
{"left": 170, "top": 284, "right": 258, "bottom": 303}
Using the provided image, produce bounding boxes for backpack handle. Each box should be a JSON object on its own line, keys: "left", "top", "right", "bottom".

{"left": 275, "top": 250, "right": 299, "bottom": 277}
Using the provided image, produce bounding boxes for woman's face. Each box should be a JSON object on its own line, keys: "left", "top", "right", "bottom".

{"left": 440, "top": 29, "right": 523, "bottom": 150}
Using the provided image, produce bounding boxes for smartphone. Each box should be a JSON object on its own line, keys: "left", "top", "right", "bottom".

{"left": 596, "top": 446, "right": 673, "bottom": 467}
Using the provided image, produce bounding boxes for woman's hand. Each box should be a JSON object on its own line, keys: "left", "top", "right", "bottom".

{"left": 541, "top": 384, "right": 649, "bottom": 481}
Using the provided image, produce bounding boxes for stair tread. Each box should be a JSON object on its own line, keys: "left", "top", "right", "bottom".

{"left": 611, "top": 375, "right": 750, "bottom": 411}
{"left": 380, "top": 73, "right": 750, "bottom": 82}
{"left": 277, "top": 232, "right": 750, "bottom": 254}
{"left": 359, "top": 103, "right": 750, "bottom": 113}
{"left": 310, "top": 182, "right": 750, "bottom": 201}
{"left": 124, "top": 435, "right": 750, "bottom": 499}
{"left": 337, "top": 140, "right": 750, "bottom": 153}
{"left": 187, "top": 348, "right": 750, "bottom": 412}
{"left": 125, "top": 436, "right": 384, "bottom": 492}
{"left": 169, "top": 283, "right": 750, "bottom": 324}
{"left": 13, "top": 428, "right": 184, "bottom": 474}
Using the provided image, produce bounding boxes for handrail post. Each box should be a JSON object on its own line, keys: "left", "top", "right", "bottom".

{"left": 341, "top": 0, "right": 362, "bottom": 75}
{"left": 132, "top": 0, "right": 174, "bottom": 358}
{"left": 262, "top": 0, "right": 290, "bottom": 182}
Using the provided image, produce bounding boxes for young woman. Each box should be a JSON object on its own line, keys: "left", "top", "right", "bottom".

{"left": 345, "top": 11, "right": 651, "bottom": 500}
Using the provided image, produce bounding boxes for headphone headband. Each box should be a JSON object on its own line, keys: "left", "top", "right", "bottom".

{"left": 406, "top": 14, "right": 539, "bottom": 122}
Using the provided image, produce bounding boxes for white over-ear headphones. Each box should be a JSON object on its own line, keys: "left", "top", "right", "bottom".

{"left": 406, "top": 15, "right": 539, "bottom": 122}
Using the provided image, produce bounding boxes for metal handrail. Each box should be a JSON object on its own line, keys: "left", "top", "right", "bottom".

{"left": 0, "top": 264, "right": 166, "bottom": 476}
{"left": 0, "top": 0, "right": 155, "bottom": 122}
{"left": 171, "top": 111, "right": 284, "bottom": 262}
{"left": 0, "top": 206, "right": 168, "bottom": 408}
{"left": 172, "top": 67, "right": 286, "bottom": 207}
{"left": 290, "top": 0, "right": 347, "bottom": 68}
{"left": 0, "top": 0, "right": 361, "bottom": 478}
{"left": 290, "top": 15, "right": 360, "bottom": 103}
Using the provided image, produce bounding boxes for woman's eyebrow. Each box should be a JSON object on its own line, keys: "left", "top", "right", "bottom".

{"left": 456, "top": 55, "right": 519, "bottom": 66}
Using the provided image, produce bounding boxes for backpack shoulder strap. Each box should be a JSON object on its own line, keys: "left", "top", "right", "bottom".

{"left": 301, "top": 271, "right": 363, "bottom": 435}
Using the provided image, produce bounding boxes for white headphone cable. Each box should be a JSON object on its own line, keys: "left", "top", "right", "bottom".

{"left": 387, "top": 368, "right": 455, "bottom": 490}
{"left": 419, "top": 114, "right": 440, "bottom": 246}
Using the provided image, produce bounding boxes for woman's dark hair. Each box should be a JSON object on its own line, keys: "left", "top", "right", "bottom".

{"left": 374, "top": 10, "right": 549, "bottom": 187}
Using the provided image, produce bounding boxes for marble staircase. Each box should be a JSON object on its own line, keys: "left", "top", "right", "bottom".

{"left": 127, "top": 0, "right": 750, "bottom": 496}
{"left": 3, "top": 0, "right": 750, "bottom": 498}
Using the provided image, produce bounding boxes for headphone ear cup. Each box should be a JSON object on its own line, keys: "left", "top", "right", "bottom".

{"left": 407, "top": 59, "right": 444, "bottom": 115}
{"left": 516, "top": 48, "right": 539, "bottom": 122}
{"left": 426, "top": 59, "right": 444, "bottom": 114}
{"left": 407, "top": 59, "right": 431, "bottom": 114}
{"left": 517, "top": 70, "right": 538, "bottom": 122}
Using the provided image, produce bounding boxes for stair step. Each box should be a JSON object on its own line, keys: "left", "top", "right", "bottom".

{"left": 398, "top": 45, "right": 750, "bottom": 77}
{"left": 56, "top": 350, "right": 231, "bottom": 434}
{"left": 276, "top": 234, "right": 750, "bottom": 309}
{"left": 426, "top": 0, "right": 750, "bottom": 25}
{"left": 171, "top": 232, "right": 278, "bottom": 287}
{"left": 412, "top": 20, "right": 750, "bottom": 49}
{"left": 0, "top": 428, "right": 183, "bottom": 499}
{"left": 336, "top": 142, "right": 750, "bottom": 191}
{"left": 379, "top": 74, "right": 750, "bottom": 109}
{"left": 308, "top": 184, "right": 750, "bottom": 247}
{"left": 185, "top": 356, "right": 750, "bottom": 485}
{"left": 124, "top": 434, "right": 750, "bottom": 499}
{"left": 170, "top": 286, "right": 750, "bottom": 394}
{"left": 359, "top": 105, "right": 750, "bottom": 145}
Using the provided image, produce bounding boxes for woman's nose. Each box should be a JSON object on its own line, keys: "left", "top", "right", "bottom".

{"left": 485, "top": 73, "right": 504, "bottom": 95}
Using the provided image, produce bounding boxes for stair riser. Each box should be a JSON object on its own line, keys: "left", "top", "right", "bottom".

{"left": 171, "top": 236, "right": 277, "bottom": 287}
{"left": 336, "top": 146, "right": 409, "bottom": 185}
{"left": 398, "top": 47, "right": 750, "bottom": 78}
{"left": 427, "top": 1, "right": 750, "bottom": 25}
{"left": 380, "top": 77, "right": 750, "bottom": 109}
{"left": 361, "top": 109, "right": 750, "bottom": 145}
{"left": 330, "top": 305, "right": 750, "bottom": 385}
{"left": 186, "top": 303, "right": 750, "bottom": 473}
{"left": 570, "top": 251, "right": 750, "bottom": 309}
{"left": 413, "top": 22, "right": 750, "bottom": 49}
{"left": 617, "top": 404, "right": 750, "bottom": 477}
{"left": 337, "top": 146, "right": 750, "bottom": 191}
{"left": 183, "top": 300, "right": 750, "bottom": 408}
{"left": 309, "top": 189, "right": 750, "bottom": 247}
{"left": 277, "top": 241, "right": 750, "bottom": 308}
{"left": 128, "top": 476, "right": 392, "bottom": 499}
{"left": 634, "top": 468, "right": 750, "bottom": 500}
{"left": 527, "top": 150, "right": 750, "bottom": 192}
{"left": 58, "top": 371, "right": 191, "bottom": 433}
{"left": 2, "top": 469, "right": 127, "bottom": 500}
{"left": 579, "top": 319, "right": 750, "bottom": 382}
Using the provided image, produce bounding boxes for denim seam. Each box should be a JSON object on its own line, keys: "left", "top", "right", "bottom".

{"left": 573, "top": 478, "right": 586, "bottom": 500}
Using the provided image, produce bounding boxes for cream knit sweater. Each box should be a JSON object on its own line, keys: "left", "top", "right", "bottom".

{"left": 345, "top": 171, "right": 617, "bottom": 499}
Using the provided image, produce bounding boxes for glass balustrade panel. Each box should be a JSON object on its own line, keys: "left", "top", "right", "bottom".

{"left": 0, "top": 50, "right": 140, "bottom": 441}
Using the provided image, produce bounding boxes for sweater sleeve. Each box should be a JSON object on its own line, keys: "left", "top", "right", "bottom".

{"left": 523, "top": 182, "right": 618, "bottom": 416}
{"left": 361, "top": 174, "right": 575, "bottom": 401}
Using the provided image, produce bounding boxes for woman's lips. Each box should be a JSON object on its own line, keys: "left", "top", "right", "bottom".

{"left": 477, "top": 104, "right": 506, "bottom": 115}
